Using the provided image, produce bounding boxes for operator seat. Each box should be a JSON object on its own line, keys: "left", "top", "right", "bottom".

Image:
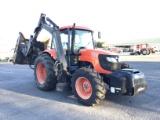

{"left": 42, "top": 37, "right": 50, "bottom": 50}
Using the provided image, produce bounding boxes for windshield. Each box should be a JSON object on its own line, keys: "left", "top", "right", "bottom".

{"left": 60, "top": 29, "right": 94, "bottom": 51}
{"left": 74, "top": 30, "right": 94, "bottom": 49}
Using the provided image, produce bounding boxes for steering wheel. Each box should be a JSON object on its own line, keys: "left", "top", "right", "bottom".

{"left": 77, "top": 46, "right": 86, "bottom": 52}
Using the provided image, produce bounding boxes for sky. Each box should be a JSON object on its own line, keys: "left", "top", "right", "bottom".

{"left": 0, "top": 0, "right": 160, "bottom": 51}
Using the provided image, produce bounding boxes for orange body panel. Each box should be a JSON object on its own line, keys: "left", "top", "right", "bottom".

{"left": 79, "top": 49, "right": 115, "bottom": 74}
{"left": 44, "top": 49, "right": 56, "bottom": 60}
{"left": 44, "top": 49, "right": 114, "bottom": 74}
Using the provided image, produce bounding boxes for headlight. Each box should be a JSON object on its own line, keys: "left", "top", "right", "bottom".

{"left": 106, "top": 57, "right": 117, "bottom": 63}
{"left": 98, "top": 54, "right": 121, "bottom": 71}
{"left": 134, "top": 74, "right": 139, "bottom": 79}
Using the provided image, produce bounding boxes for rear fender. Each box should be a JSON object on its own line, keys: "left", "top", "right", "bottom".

{"left": 43, "top": 49, "right": 57, "bottom": 60}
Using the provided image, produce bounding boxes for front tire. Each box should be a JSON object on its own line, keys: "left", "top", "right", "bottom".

{"left": 141, "top": 49, "right": 147, "bottom": 55}
{"left": 34, "top": 53, "right": 57, "bottom": 91}
{"left": 71, "top": 68, "right": 106, "bottom": 106}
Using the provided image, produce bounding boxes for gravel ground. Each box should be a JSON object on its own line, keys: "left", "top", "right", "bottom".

{"left": 0, "top": 54, "right": 160, "bottom": 120}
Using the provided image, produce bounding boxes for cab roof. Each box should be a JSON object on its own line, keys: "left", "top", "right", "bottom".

{"left": 59, "top": 25, "right": 92, "bottom": 31}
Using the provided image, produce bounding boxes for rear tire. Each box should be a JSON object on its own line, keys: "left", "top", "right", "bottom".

{"left": 71, "top": 68, "right": 106, "bottom": 106}
{"left": 34, "top": 53, "right": 57, "bottom": 91}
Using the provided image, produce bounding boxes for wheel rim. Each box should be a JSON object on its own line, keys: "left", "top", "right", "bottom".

{"left": 143, "top": 50, "right": 147, "bottom": 54}
{"left": 36, "top": 62, "right": 46, "bottom": 84}
{"left": 75, "top": 77, "right": 92, "bottom": 100}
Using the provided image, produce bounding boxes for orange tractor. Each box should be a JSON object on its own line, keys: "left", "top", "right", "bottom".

{"left": 13, "top": 14, "right": 147, "bottom": 106}
{"left": 130, "top": 44, "right": 155, "bottom": 55}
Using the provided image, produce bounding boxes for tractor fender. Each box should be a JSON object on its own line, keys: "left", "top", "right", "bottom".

{"left": 43, "top": 49, "right": 56, "bottom": 60}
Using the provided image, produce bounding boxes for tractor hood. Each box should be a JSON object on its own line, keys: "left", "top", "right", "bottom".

{"left": 78, "top": 49, "right": 119, "bottom": 74}
{"left": 79, "top": 49, "right": 117, "bottom": 57}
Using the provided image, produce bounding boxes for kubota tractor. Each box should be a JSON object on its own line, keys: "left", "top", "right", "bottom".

{"left": 13, "top": 13, "right": 147, "bottom": 106}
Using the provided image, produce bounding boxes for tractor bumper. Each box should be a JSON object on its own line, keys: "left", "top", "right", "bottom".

{"left": 109, "top": 69, "right": 147, "bottom": 96}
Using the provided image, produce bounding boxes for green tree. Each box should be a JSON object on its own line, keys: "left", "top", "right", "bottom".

{"left": 95, "top": 41, "right": 105, "bottom": 48}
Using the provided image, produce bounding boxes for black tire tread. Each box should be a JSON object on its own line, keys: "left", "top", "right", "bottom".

{"left": 71, "top": 68, "right": 106, "bottom": 106}
{"left": 34, "top": 53, "right": 57, "bottom": 91}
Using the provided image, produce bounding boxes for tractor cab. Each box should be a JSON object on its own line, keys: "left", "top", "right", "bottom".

{"left": 59, "top": 26, "right": 94, "bottom": 66}
{"left": 60, "top": 26, "right": 94, "bottom": 52}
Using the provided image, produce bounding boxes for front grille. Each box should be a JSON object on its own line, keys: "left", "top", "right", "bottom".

{"left": 98, "top": 54, "right": 121, "bottom": 71}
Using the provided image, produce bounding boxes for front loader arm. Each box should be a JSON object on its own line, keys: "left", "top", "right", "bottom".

{"left": 26, "top": 13, "right": 58, "bottom": 57}
{"left": 13, "top": 13, "right": 67, "bottom": 71}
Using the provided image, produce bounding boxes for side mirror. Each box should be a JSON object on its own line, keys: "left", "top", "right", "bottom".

{"left": 98, "top": 31, "right": 101, "bottom": 39}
